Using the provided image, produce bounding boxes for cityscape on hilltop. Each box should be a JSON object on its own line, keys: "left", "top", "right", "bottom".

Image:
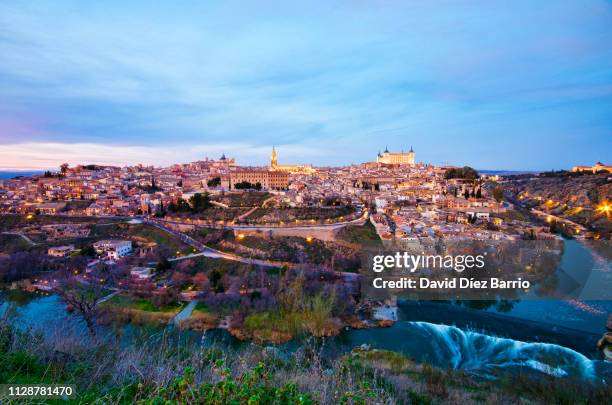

{"left": 1, "top": 1, "right": 611, "bottom": 403}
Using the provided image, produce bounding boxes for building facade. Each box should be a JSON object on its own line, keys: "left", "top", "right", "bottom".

{"left": 93, "top": 239, "right": 133, "bottom": 259}
{"left": 230, "top": 169, "right": 289, "bottom": 190}
{"left": 571, "top": 162, "right": 612, "bottom": 173}
{"left": 376, "top": 146, "right": 415, "bottom": 165}
{"left": 270, "top": 146, "right": 315, "bottom": 174}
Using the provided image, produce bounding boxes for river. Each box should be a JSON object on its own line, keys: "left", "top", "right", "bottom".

{"left": 1, "top": 239, "right": 610, "bottom": 382}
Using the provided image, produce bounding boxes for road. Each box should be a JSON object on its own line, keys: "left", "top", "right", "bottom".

{"left": 145, "top": 219, "right": 364, "bottom": 282}
{"left": 97, "top": 291, "right": 119, "bottom": 305}
{"left": 531, "top": 208, "right": 587, "bottom": 232}
{"left": 156, "top": 209, "right": 368, "bottom": 232}
{"left": 171, "top": 299, "right": 198, "bottom": 325}
{"left": 2, "top": 231, "right": 37, "bottom": 246}
{"left": 145, "top": 219, "right": 291, "bottom": 268}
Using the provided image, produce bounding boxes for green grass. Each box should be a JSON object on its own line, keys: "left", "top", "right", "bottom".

{"left": 2, "top": 316, "right": 611, "bottom": 405}
{"left": 337, "top": 222, "right": 381, "bottom": 246}
{"left": 130, "top": 299, "right": 182, "bottom": 313}
{"left": 90, "top": 223, "right": 190, "bottom": 253}
{"left": 105, "top": 295, "right": 182, "bottom": 313}
{"left": 193, "top": 302, "right": 209, "bottom": 313}
{"left": 216, "top": 191, "right": 271, "bottom": 207}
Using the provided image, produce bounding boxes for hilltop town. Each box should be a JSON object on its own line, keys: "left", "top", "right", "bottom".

{"left": 0, "top": 148, "right": 610, "bottom": 341}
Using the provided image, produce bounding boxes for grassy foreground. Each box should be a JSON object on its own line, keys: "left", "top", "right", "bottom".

{"left": 1, "top": 312, "right": 610, "bottom": 404}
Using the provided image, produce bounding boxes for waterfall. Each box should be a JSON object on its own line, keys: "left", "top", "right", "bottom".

{"left": 409, "top": 321, "right": 596, "bottom": 379}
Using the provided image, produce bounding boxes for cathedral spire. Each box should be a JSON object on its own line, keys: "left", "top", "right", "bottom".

{"left": 271, "top": 145, "right": 278, "bottom": 167}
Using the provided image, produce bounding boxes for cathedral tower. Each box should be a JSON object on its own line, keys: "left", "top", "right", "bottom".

{"left": 270, "top": 146, "right": 278, "bottom": 168}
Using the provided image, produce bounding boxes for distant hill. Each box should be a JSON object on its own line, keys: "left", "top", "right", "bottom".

{"left": 0, "top": 171, "right": 43, "bottom": 179}
{"left": 478, "top": 169, "right": 540, "bottom": 176}
{"left": 503, "top": 172, "right": 611, "bottom": 237}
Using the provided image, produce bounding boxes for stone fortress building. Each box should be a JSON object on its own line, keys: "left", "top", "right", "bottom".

{"left": 376, "top": 146, "right": 416, "bottom": 165}
{"left": 571, "top": 162, "right": 612, "bottom": 174}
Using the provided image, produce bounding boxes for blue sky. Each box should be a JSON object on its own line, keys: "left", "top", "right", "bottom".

{"left": 0, "top": 1, "right": 611, "bottom": 170}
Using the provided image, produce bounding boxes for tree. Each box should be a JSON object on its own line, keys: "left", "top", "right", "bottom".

{"left": 152, "top": 287, "right": 178, "bottom": 307}
{"left": 209, "top": 269, "right": 224, "bottom": 293}
{"left": 464, "top": 189, "right": 470, "bottom": 200}
{"left": 168, "top": 198, "right": 191, "bottom": 213}
{"left": 189, "top": 192, "right": 211, "bottom": 212}
{"left": 207, "top": 177, "right": 221, "bottom": 187}
{"left": 60, "top": 163, "right": 69, "bottom": 174}
{"left": 170, "top": 271, "right": 190, "bottom": 288}
{"left": 233, "top": 181, "right": 254, "bottom": 190}
{"left": 476, "top": 187, "right": 482, "bottom": 198}
{"left": 492, "top": 186, "right": 504, "bottom": 202}
{"left": 192, "top": 272, "right": 209, "bottom": 291}
{"left": 156, "top": 257, "right": 171, "bottom": 272}
{"left": 54, "top": 277, "right": 103, "bottom": 336}
{"left": 80, "top": 244, "right": 96, "bottom": 257}
{"left": 445, "top": 166, "right": 479, "bottom": 180}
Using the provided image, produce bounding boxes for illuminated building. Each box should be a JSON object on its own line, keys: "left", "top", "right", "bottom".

{"left": 230, "top": 169, "right": 289, "bottom": 190}
{"left": 270, "top": 146, "right": 315, "bottom": 174}
{"left": 376, "top": 146, "right": 415, "bottom": 165}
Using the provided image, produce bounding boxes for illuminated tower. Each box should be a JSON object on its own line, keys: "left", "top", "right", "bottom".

{"left": 270, "top": 146, "right": 278, "bottom": 168}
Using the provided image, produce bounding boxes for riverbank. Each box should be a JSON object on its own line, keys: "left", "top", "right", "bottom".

{"left": 1, "top": 309, "right": 610, "bottom": 404}
{"left": 3, "top": 289, "right": 611, "bottom": 382}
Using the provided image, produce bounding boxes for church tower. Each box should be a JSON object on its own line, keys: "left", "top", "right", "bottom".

{"left": 270, "top": 146, "right": 278, "bottom": 168}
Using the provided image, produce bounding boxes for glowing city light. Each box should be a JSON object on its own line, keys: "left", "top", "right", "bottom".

{"left": 596, "top": 201, "right": 611, "bottom": 217}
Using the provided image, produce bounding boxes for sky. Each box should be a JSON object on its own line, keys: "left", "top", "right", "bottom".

{"left": 0, "top": 1, "right": 611, "bottom": 171}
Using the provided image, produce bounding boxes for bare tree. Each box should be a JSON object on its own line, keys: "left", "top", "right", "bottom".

{"left": 54, "top": 276, "right": 104, "bottom": 336}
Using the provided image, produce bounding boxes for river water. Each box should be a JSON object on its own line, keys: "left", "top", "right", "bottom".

{"left": 1, "top": 239, "right": 611, "bottom": 382}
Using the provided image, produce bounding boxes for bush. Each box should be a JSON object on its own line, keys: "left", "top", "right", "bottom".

{"left": 152, "top": 363, "right": 315, "bottom": 404}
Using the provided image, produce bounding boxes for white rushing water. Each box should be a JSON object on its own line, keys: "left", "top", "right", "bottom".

{"left": 409, "top": 321, "right": 597, "bottom": 379}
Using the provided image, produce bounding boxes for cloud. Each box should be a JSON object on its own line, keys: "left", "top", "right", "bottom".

{"left": 0, "top": 142, "right": 322, "bottom": 170}
{"left": 0, "top": 1, "right": 611, "bottom": 170}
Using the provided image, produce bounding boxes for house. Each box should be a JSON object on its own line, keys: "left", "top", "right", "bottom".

{"left": 130, "top": 266, "right": 153, "bottom": 279}
{"left": 466, "top": 209, "right": 491, "bottom": 220}
{"left": 36, "top": 202, "right": 66, "bottom": 215}
{"left": 93, "top": 239, "right": 133, "bottom": 259}
{"left": 48, "top": 245, "right": 75, "bottom": 257}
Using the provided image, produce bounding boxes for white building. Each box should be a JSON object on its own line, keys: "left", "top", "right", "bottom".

{"left": 130, "top": 266, "right": 153, "bottom": 279}
{"left": 93, "top": 239, "right": 133, "bottom": 259}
